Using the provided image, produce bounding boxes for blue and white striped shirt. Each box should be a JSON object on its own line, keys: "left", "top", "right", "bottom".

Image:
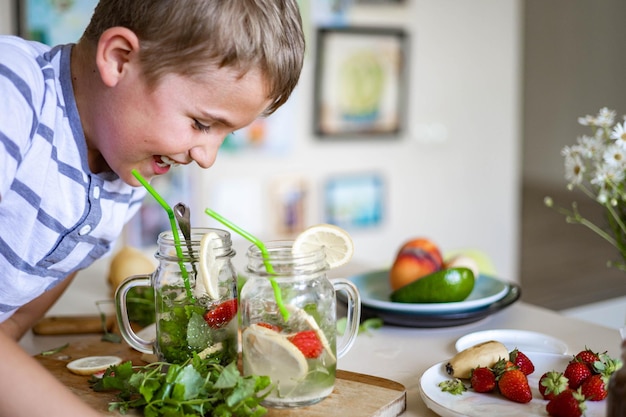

{"left": 0, "top": 36, "right": 146, "bottom": 321}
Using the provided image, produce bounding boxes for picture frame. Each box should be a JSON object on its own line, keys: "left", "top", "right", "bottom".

{"left": 16, "top": 0, "right": 98, "bottom": 45}
{"left": 270, "top": 176, "right": 309, "bottom": 238}
{"left": 324, "top": 173, "right": 384, "bottom": 230}
{"left": 313, "top": 26, "right": 408, "bottom": 138}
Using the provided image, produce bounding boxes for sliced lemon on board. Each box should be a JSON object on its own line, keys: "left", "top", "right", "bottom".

{"left": 292, "top": 224, "right": 354, "bottom": 269}
{"left": 242, "top": 323, "right": 308, "bottom": 385}
{"left": 197, "top": 231, "right": 222, "bottom": 299}
{"left": 66, "top": 355, "right": 122, "bottom": 376}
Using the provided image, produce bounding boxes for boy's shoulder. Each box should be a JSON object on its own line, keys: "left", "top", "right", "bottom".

{"left": 0, "top": 35, "right": 50, "bottom": 61}
{"left": 0, "top": 36, "right": 54, "bottom": 85}
{"left": 0, "top": 36, "right": 66, "bottom": 107}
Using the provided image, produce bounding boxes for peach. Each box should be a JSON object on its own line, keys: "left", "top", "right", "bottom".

{"left": 389, "top": 238, "right": 444, "bottom": 291}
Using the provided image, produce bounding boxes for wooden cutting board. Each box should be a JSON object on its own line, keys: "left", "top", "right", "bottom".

{"left": 34, "top": 336, "right": 406, "bottom": 417}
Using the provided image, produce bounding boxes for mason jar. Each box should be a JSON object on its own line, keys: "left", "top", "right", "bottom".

{"left": 240, "top": 240, "right": 361, "bottom": 408}
{"left": 116, "top": 228, "right": 238, "bottom": 365}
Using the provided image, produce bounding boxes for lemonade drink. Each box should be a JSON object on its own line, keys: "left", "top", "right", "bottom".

{"left": 240, "top": 240, "right": 360, "bottom": 408}
{"left": 241, "top": 300, "right": 338, "bottom": 407}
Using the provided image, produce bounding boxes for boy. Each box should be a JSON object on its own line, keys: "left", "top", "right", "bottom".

{"left": 0, "top": 0, "right": 305, "bottom": 415}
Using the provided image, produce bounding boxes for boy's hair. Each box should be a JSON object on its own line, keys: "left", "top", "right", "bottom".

{"left": 82, "top": 0, "right": 305, "bottom": 116}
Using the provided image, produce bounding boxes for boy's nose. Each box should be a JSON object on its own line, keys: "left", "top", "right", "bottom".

{"left": 189, "top": 141, "right": 221, "bottom": 169}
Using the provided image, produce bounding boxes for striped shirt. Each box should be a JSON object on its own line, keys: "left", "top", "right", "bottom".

{"left": 0, "top": 36, "right": 146, "bottom": 321}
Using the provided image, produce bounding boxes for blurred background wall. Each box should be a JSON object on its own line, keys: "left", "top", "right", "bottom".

{"left": 0, "top": 0, "right": 522, "bottom": 281}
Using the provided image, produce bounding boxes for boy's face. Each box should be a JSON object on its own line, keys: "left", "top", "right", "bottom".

{"left": 87, "top": 65, "right": 272, "bottom": 186}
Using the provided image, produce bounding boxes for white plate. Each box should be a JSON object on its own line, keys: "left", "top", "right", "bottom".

{"left": 419, "top": 352, "right": 606, "bottom": 417}
{"left": 455, "top": 330, "right": 568, "bottom": 354}
{"left": 349, "top": 270, "right": 509, "bottom": 314}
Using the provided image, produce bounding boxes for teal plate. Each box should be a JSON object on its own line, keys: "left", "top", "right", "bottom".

{"left": 351, "top": 283, "right": 521, "bottom": 328}
{"left": 349, "top": 270, "right": 510, "bottom": 314}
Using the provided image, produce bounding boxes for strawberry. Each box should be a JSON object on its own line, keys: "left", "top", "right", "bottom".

{"left": 470, "top": 367, "right": 496, "bottom": 393}
{"left": 257, "top": 322, "right": 281, "bottom": 332}
{"left": 546, "top": 389, "right": 587, "bottom": 417}
{"left": 564, "top": 361, "right": 592, "bottom": 389}
{"left": 288, "top": 330, "right": 323, "bottom": 358}
{"left": 492, "top": 358, "right": 517, "bottom": 377}
{"left": 579, "top": 352, "right": 621, "bottom": 401}
{"left": 497, "top": 368, "right": 532, "bottom": 403}
{"left": 593, "top": 352, "right": 623, "bottom": 377}
{"left": 539, "top": 370, "right": 570, "bottom": 400}
{"left": 510, "top": 348, "right": 535, "bottom": 375}
{"left": 203, "top": 299, "right": 238, "bottom": 329}
{"left": 580, "top": 374, "right": 608, "bottom": 401}
{"left": 573, "top": 348, "right": 600, "bottom": 370}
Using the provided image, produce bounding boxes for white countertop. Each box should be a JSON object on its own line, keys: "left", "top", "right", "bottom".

{"left": 21, "top": 301, "right": 623, "bottom": 417}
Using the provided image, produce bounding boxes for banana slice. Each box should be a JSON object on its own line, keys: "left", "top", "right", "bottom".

{"left": 445, "top": 340, "right": 508, "bottom": 379}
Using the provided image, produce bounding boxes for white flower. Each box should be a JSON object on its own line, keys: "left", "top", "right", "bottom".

{"left": 577, "top": 134, "right": 605, "bottom": 160}
{"left": 591, "top": 162, "right": 625, "bottom": 193}
{"left": 610, "top": 120, "right": 626, "bottom": 148}
{"left": 578, "top": 108, "right": 616, "bottom": 128}
{"left": 578, "top": 115, "right": 595, "bottom": 126}
{"left": 554, "top": 107, "right": 626, "bottom": 269}
{"left": 602, "top": 143, "right": 626, "bottom": 168}
{"left": 596, "top": 107, "right": 616, "bottom": 128}
{"left": 564, "top": 153, "right": 586, "bottom": 185}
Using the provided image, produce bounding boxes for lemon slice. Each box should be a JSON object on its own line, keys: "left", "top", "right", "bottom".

{"left": 242, "top": 324, "right": 308, "bottom": 385}
{"left": 66, "top": 355, "right": 122, "bottom": 376}
{"left": 198, "top": 231, "right": 222, "bottom": 299}
{"left": 286, "top": 305, "right": 336, "bottom": 364}
{"left": 292, "top": 224, "right": 354, "bottom": 269}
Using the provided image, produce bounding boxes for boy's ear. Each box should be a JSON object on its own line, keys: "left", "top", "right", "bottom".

{"left": 95, "top": 27, "right": 140, "bottom": 87}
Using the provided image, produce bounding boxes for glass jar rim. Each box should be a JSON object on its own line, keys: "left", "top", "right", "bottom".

{"left": 245, "top": 240, "right": 327, "bottom": 276}
{"left": 156, "top": 227, "right": 234, "bottom": 260}
{"left": 246, "top": 240, "right": 325, "bottom": 260}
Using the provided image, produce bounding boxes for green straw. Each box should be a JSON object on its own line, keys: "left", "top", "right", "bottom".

{"left": 204, "top": 208, "right": 289, "bottom": 321}
{"left": 132, "top": 169, "right": 195, "bottom": 302}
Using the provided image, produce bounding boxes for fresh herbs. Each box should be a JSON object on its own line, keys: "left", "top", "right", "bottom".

{"left": 156, "top": 292, "right": 237, "bottom": 365}
{"left": 91, "top": 357, "right": 271, "bottom": 417}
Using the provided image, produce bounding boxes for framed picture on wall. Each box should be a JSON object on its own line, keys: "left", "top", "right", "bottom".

{"left": 324, "top": 173, "right": 384, "bottom": 230}
{"left": 313, "top": 26, "right": 408, "bottom": 138}
{"left": 16, "top": 0, "right": 98, "bottom": 45}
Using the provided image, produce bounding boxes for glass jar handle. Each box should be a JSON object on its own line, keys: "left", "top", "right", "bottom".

{"left": 333, "top": 278, "right": 361, "bottom": 358}
{"left": 115, "top": 275, "right": 154, "bottom": 354}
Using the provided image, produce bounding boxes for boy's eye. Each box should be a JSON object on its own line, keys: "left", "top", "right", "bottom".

{"left": 193, "top": 119, "right": 211, "bottom": 133}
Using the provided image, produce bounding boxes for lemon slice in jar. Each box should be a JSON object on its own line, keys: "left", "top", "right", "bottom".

{"left": 242, "top": 324, "right": 308, "bottom": 383}
{"left": 198, "top": 231, "right": 222, "bottom": 299}
{"left": 66, "top": 355, "right": 122, "bottom": 376}
{"left": 292, "top": 224, "right": 354, "bottom": 269}
{"left": 286, "top": 305, "right": 337, "bottom": 364}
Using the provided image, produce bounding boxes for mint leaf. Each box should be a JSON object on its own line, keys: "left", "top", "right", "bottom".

{"left": 173, "top": 365, "right": 204, "bottom": 400}
{"left": 186, "top": 311, "right": 212, "bottom": 349}
{"left": 214, "top": 362, "right": 240, "bottom": 389}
